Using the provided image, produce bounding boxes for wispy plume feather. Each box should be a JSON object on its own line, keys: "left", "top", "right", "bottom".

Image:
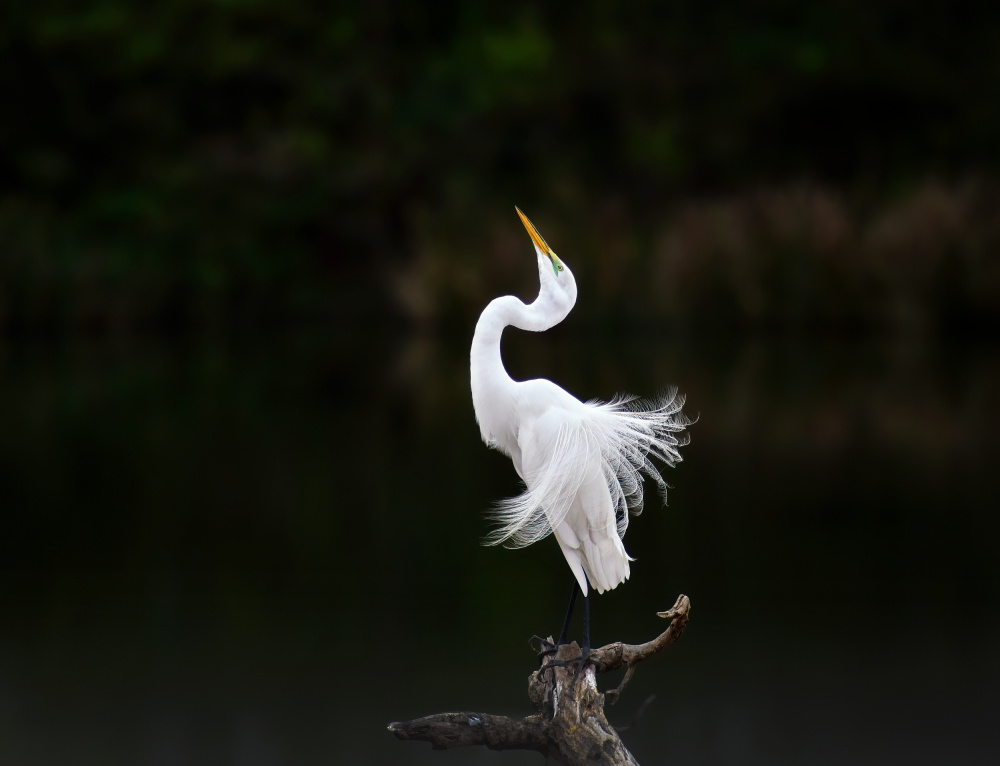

{"left": 485, "top": 389, "right": 691, "bottom": 548}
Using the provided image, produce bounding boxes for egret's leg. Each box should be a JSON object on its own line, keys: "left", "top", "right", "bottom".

{"left": 569, "top": 580, "right": 591, "bottom": 682}
{"left": 541, "top": 577, "right": 593, "bottom": 684}
{"left": 537, "top": 577, "right": 580, "bottom": 662}
{"left": 556, "top": 578, "right": 580, "bottom": 646}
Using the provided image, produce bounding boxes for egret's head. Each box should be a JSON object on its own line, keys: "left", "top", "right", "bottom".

{"left": 515, "top": 206, "right": 577, "bottom": 312}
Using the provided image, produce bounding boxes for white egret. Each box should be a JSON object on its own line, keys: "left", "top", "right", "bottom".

{"left": 470, "top": 207, "right": 690, "bottom": 659}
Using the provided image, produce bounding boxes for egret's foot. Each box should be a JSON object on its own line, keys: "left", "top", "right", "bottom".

{"left": 539, "top": 645, "right": 594, "bottom": 683}
{"left": 530, "top": 635, "right": 559, "bottom": 666}
{"left": 570, "top": 645, "right": 593, "bottom": 683}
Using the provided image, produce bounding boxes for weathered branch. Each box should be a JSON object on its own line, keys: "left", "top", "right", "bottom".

{"left": 592, "top": 593, "right": 690, "bottom": 705}
{"left": 388, "top": 712, "right": 549, "bottom": 754}
{"left": 389, "top": 594, "right": 691, "bottom": 766}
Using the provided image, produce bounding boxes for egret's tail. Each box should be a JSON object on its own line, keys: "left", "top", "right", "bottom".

{"left": 551, "top": 479, "right": 632, "bottom": 597}
{"left": 582, "top": 529, "right": 631, "bottom": 595}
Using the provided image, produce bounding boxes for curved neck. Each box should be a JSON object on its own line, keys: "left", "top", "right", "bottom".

{"left": 470, "top": 297, "right": 516, "bottom": 392}
{"left": 471, "top": 295, "right": 558, "bottom": 443}
{"left": 471, "top": 295, "right": 556, "bottom": 379}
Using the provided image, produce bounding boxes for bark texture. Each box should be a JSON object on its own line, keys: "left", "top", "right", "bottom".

{"left": 388, "top": 593, "right": 690, "bottom": 765}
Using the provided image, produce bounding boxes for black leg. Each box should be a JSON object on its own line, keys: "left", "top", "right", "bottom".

{"left": 540, "top": 575, "right": 593, "bottom": 683}
{"left": 537, "top": 576, "right": 580, "bottom": 663}
{"left": 567, "top": 575, "right": 592, "bottom": 682}
{"left": 556, "top": 577, "right": 580, "bottom": 646}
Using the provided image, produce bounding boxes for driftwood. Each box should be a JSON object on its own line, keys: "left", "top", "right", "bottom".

{"left": 388, "top": 594, "right": 690, "bottom": 765}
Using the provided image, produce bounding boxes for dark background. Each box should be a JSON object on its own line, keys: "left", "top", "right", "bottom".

{"left": 1, "top": 2, "right": 999, "bottom": 764}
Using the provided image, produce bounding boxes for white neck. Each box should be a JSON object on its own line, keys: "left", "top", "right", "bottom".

{"left": 470, "top": 295, "right": 561, "bottom": 448}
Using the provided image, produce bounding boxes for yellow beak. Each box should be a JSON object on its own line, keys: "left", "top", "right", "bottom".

{"left": 515, "top": 206, "right": 552, "bottom": 255}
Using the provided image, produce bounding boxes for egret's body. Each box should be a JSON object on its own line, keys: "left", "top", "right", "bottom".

{"left": 471, "top": 209, "right": 689, "bottom": 608}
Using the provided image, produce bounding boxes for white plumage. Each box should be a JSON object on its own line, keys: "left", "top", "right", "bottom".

{"left": 470, "top": 208, "right": 689, "bottom": 597}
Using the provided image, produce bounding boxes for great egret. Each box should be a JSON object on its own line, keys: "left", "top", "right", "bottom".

{"left": 470, "top": 207, "right": 690, "bottom": 659}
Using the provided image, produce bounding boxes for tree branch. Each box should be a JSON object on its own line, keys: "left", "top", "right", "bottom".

{"left": 592, "top": 593, "right": 691, "bottom": 705}
{"left": 388, "top": 712, "right": 549, "bottom": 754}
{"left": 388, "top": 594, "right": 691, "bottom": 766}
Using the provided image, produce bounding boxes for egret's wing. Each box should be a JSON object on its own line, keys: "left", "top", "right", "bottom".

{"left": 484, "top": 389, "right": 690, "bottom": 548}
{"left": 484, "top": 408, "right": 597, "bottom": 548}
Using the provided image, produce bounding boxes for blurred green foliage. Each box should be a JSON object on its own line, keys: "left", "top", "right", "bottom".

{"left": 2, "top": 1, "right": 999, "bottom": 330}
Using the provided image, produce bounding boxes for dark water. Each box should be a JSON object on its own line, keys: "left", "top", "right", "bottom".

{"left": 1, "top": 327, "right": 998, "bottom": 765}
